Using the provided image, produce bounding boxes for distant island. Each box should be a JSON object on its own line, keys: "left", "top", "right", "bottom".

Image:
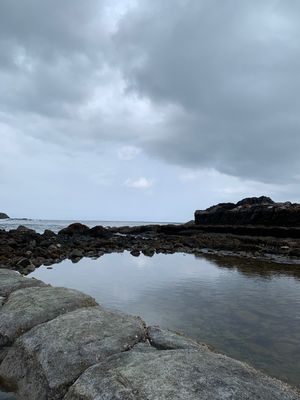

{"left": 0, "top": 212, "right": 9, "bottom": 219}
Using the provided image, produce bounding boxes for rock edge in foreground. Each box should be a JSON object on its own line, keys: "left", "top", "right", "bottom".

{"left": 0, "top": 269, "right": 299, "bottom": 400}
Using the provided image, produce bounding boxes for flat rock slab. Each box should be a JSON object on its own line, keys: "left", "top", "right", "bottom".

{"left": 147, "top": 325, "right": 207, "bottom": 350}
{"left": 0, "top": 307, "right": 146, "bottom": 400}
{"left": 0, "top": 286, "right": 97, "bottom": 347}
{"left": 65, "top": 348, "right": 300, "bottom": 400}
{"left": 0, "top": 269, "right": 46, "bottom": 298}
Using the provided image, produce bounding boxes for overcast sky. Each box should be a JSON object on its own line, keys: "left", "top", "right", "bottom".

{"left": 1, "top": 0, "right": 299, "bottom": 221}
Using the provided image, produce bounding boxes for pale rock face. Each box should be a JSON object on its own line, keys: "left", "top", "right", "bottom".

{"left": 64, "top": 349, "right": 300, "bottom": 400}
{"left": 0, "top": 286, "right": 97, "bottom": 347}
{"left": 0, "top": 269, "right": 46, "bottom": 298}
{"left": 0, "top": 306, "right": 147, "bottom": 400}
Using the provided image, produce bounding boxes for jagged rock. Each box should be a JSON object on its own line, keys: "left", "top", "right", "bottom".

{"left": 195, "top": 196, "right": 300, "bottom": 227}
{"left": 15, "top": 226, "right": 36, "bottom": 234}
{"left": 130, "top": 249, "right": 140, "bottom": 257}
{"left": 0, "top": 270, "right": 46, "bottom": 298}
{"left": 0, "top": 213, "right": 9, "bottom": 219}
{"left": 58, "top": 223, "right": 90, "bottom": 236}
{"left": 42, "top": 229, "right": 56, "bottom": 238}
{"left": 236, "top": 196, "right": 274, "bottom": 207}
{"left": 88, "top": 225, "right": 111, "bottom": 238}
{"left": 64, "top": 348, "right": 300, "bottom": 400}
{"left": 0, "top": 307, "right": 146, "bottom": 400}
{"left": 16, "top": 257, "right": 31, "bottom": 268}
{"left": 69, "top": 249, "right": 83, "bottom": 258}
{"left": 0, "top": 286, "right": 97, "bottom": 347}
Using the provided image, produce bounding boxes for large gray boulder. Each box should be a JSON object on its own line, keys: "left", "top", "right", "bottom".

{"left": 0, "top": 307, "right": 146, "bottom": 400}
{"left": 0, "top": 269, "right": 46, "bottom": 298}
{"left": 0, "top": 286, "right": 97, "bottom": 348}
{"left": 65, "top": 348, "right": 300, "bottom": 400}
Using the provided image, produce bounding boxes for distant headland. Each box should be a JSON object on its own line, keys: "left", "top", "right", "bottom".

{"left": 0, "top": 212, "right": 9, "bottom": 219}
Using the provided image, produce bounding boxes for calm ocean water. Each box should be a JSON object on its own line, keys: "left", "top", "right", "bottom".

{"left": 0, "top": 219, "right": 168, "bottom": 234}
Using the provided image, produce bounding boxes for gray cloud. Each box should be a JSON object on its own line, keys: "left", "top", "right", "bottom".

{"left": 0, "top": 0, "right": 299, "bottom": 191}
{"left": 114, "top": 0, "right": 300, "bottom": 182}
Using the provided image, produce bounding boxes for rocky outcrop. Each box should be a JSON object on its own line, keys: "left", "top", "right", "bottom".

{"left": 0, "top": 213, "right": 9, "bottom": 220}
{"left": 0, "top": 269, "right": 299, "bottom": 400}
{"left": 65, "top": 348, "right": 299, "bottom": 400}
{"left": 1, "top": 218, "right": 300, "bottom": 273}
{"left": 195, "top": 196, "right": 300, "bottom": 227}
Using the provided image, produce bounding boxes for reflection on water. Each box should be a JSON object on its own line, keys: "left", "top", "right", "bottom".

{"left": 0, "top": 393, "right": 15, "bottom": 400}
{"left": 29, "top": 252, "right": 300, "bottom": 388}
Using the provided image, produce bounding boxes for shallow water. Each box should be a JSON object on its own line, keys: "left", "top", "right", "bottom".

{"left": 28, "top": 252, "right": 300, "bottom": 388}
{"left": 0, "top": 392, "right": 15, "bottom": 400}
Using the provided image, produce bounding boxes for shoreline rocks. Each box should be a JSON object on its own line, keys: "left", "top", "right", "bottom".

{"left": 0, "top": 269, "right": 299, "bottom": 400}
{"left": 195, "top": 196, "right": 300, "bottom": 227}
{"left": 0, "top": 213, "right": 9, "bottom": 220}
{"left": 0, "top": 196, "right": 300, "bottom": 274}
{"left": 0, "top": 221, "right": 300, "bottom": 275}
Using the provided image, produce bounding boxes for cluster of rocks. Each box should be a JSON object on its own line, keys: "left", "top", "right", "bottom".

{"left": 0, "top": 269, "right": 299, "bottom": 400}
{"left": 0, "top": 197, "right": 299, "bottom": 274}
{"left": 195, "top": 196, "right": 300, "bottom": 227}
{"left": 1, "top": 223, "right": 300, "bottom": 275}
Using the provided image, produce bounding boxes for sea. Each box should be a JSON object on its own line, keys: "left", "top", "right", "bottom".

{"left": 0, "top": 219, "right": 300, "bottom": 397}
{"left": 0, "top": 218, "right": 167, "bottom": 234}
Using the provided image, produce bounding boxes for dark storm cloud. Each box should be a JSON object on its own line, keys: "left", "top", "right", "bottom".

{"left": 0, "top": 0, "right": 107, "bottom": 118}
{"left": 114, "top": 0, "right": 300, "bottom": 182}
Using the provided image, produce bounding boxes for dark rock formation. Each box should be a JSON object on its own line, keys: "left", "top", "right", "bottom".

{"left": 58, "top": 223, "right": 90, "bottom": 236}
{"left": 195, "top": 196, "right": 300, "bottom": 227}
{"left": 0, "top": 213, "right": 9, "bottom": 219}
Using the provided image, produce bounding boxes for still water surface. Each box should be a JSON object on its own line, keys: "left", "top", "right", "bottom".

{"left": 25, "top": 252, "right": 300, "bottom": 389}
